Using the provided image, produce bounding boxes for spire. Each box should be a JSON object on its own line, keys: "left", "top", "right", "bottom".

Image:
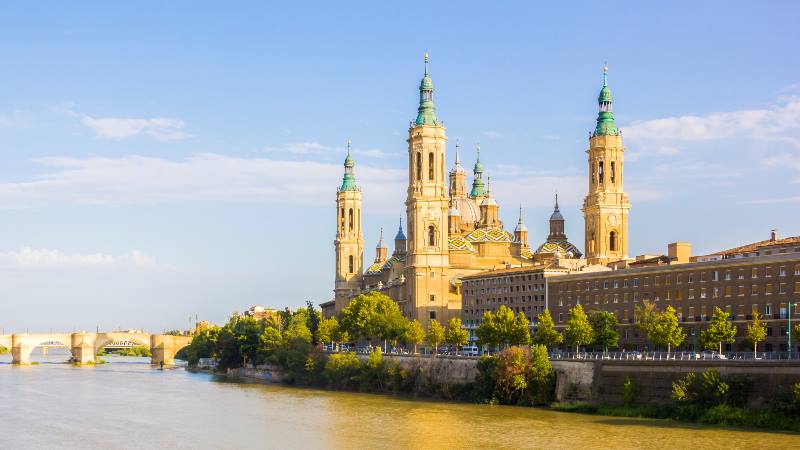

{"left": 394, "top": 216, "right": 406, "bottom": 241}
{"left": 414, "top": 52, "right": 438, "bottom": 126}
{"left": 470, "top": 144, "right": 486, "bottom": 197}
{"left": 340, "top": 139, "right": 358, "bottom": 191}
{"left": 515, "top": 203, "right": 528, "bottom": 232}
{"left": 594, "top": 63, "right": 618, "bottom": 136}
{"left": 377, "top": 227, "right": 385, "bottom": 248}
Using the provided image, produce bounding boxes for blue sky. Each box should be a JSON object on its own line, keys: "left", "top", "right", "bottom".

{"left": 0, "top": 2, "right": 798, "bottom": 332}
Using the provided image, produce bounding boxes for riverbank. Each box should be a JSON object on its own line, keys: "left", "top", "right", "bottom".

{"left": 195, "top": 352, "right": 800, "bottom": 435}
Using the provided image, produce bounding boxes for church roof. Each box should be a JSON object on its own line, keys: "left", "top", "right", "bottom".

{"left": 365, "top": 255, "right": 406, "bottom": 275}
{"left": 465, "top": 227, "right": 514, "bottom": 243}
{"left": 451, "top": 196, "right": 480, "bottom": 224}
{"left": 448, "top": 235, "right": 477, "bottom": 253}
{"left": 535, "top": 239, "right": 583, "bottom": 258}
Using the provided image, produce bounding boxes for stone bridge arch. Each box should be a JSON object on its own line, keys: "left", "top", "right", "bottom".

{"left": 7, "top": 334, "right": 74, "bottom": 364}
{"left": 93, "top": 332, "right": 152, "bottom": 355}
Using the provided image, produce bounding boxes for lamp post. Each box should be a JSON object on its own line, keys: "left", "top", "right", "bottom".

{"left": 789, "top": 302, "right": 799, "bottom": 359}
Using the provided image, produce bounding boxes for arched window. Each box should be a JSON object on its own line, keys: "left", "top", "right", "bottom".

{"left": 348, "top": 255, "right": 354, "bottom": 273}
{"left": 610, "top": 162, "right": 616, "bottom": 185}
{"left": 428, "top": 152, "right": 435, "bottom": 180}
{"left": 348, "top": 208, "right": 354, "bottom": 232}
{"left": 340, "top": 207, "right": 345, "bottom": 231}
{"left": 598, "top": 161, "right": 604, "bottom": 184}
{"left": 428, "top": 226, "right": 436, "bottom": 247}
{"left": 416, "top": 152, "right": 422, "bottom": 181}
{"left": 609, "top": 231, "right": 617, "bottom": 252}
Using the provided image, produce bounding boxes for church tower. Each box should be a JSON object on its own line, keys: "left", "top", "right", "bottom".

{"left": 334, "top": 140, "right": 364, "bottom": 310}
{"left": 582, "top": 65, "right": 631, "bottom": 265}
{"left": 404, "top": 53, "right": 451, "bottom": 323}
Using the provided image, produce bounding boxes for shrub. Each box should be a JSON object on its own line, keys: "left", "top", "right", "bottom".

{"left": 323, "top": 352, "right": 362, "bottom": 389}
{"left": 622, "top": 376, "right": 638, "bottom": 406}
{"left": 672, "top": 369, "right": 729, "bottom": 408}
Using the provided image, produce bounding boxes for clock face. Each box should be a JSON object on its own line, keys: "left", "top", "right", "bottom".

{"left": 608, "top": 213, "right": 618, "bottom": 226}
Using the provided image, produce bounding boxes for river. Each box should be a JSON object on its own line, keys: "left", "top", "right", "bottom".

{"left": 1, "top": 350, "right": 798, "bottom": 449}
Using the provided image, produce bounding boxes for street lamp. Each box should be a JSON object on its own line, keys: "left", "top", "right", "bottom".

{"left": 789, "top": 302, "right": 799, "bottom": 359}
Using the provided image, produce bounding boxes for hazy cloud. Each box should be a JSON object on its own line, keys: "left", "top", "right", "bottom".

{"left": 624, "top": 96, "right": 800, "bottom": 148}
{"left": 0, "top": 153, "right": 405, "bottom": 213}
{"left": 82, "top": 116, "right": 189, "bottom": 141}
{"left": 0, "top": 247, "right": 160, "bottom": 269}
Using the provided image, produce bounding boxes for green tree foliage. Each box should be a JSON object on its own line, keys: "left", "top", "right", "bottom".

{"left": 700, "top": 307, "right": 737, "bottom": 353}
{"left": 284, "top": 309, "right": 313, "bottom": 344}
{"left": 588, "top": 311, "right": 620, "bottom": 352}
{"left": 403, "top": 319, "right": 425, "bottom": 354}
{"left": 622, "top": 376, "right": 639, "bottom": 406}
{"left": 634, "top": 300, "right": 658, "bottom": 349}
{"left": 445, "top": 317, "right": 469, "bottom": 354}
{"left": 339, "top": 292, "right": 406, "bottom": 349}
{"left": 565, "top": 304, "right": 594, "bottom": 353}
{"left": 475, "top": 305, "right": 531, "bottom": 350}
{"left": 323, "top": 352, "right": 362, "bottom": 389}
{"left": 487, "top": 345, "right": 554, "bottom": 405}
{"left": 426, "top": 320, "right": 445, "bottom": 354}
{"left": 650, "top": 305, "right": 686, "bottom": 355}
{"left": 747, "top": 312, "right": 767, "bottom": 358}
{"left": 306, "top": 301, "right": 321, "bottom": 345}
{"left": 672, "top": 369, "right": 730, "bottom": 408}
{"left": 178, "top": 326, "right": 220, "bottom": 365}
{"left": 164, "top": 329, "right": 185, "bottom": 336}
{"left": 532, "top": 309, "right": 563, "bottom": 350}
{"left": 317, "top": 317, "right": 339, "bottom": 347}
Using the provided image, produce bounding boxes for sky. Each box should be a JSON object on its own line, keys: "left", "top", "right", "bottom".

{"left": 0, "top": 1, "right": 798, "bottom": 332}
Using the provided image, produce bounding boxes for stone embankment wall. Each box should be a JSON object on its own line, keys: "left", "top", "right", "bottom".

{"left": 224, "top": 365, "right": 285, "bottom": 383}
{"left": 591, "top": 361, "right": 800, "bottom": 407}
{"left": 356, "top": 354, "right": 478, "bottom": 384}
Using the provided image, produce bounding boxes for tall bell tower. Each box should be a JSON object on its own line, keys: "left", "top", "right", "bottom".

{"left": 334, "top": 140, "right": 364, "bottom": 310}
{"left": 404, "top": 53, "right": 451, "bottom": 324}
{"left": 583, "top": 65, "right": 631, "bottom": 265}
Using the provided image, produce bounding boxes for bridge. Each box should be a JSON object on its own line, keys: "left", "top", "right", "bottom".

{"left": 0, "top": 331, "right": 192, "bottom": 365}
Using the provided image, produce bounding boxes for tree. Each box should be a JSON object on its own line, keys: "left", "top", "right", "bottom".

{"left": 492, "top": 345, "right": 554, "bottom": 405}
{"left": 403, "top": 319, "right": 425, "bottom": 354}
{"left": 426, "top": 320, "right": 445, "bottom": 355}
{"left": 565, "top": 304, "right": 594, "bottom": 353}
{"left": 511, "top": 312, "right": 532, "bottom": 346}
{"left": 650, "top": 306, "right": 686, "bottom": 356}
{"left": 747, "top": 312, "right": 767, "bottom": 359}
{"left": 306, "top": 301, "right": 321, "bottom": 345}
{"left": 338, "top": 292, "right": 405, "bottom": 349}
{"left": 700, "top": 306, "right": 737, "bottom": 354}
{"left": 532, "top": 309, "right": 563, "bottom": 350}
{"left": 284, "top": 309, "right": 312, "bottom": 343}
{"left": 589, "top": 311, "right": 620, "bottom": 353}
{"left": 634, "top": 300, "right": 659, "bottom": 350}
{"left": 446, "top": 317, "right": 469, "bottom": 355}
{"left": 317, "top": 317, "right": 339, "bottom": 349}
{"left": 475, "top": 305, "right": 530, "bottom": 350}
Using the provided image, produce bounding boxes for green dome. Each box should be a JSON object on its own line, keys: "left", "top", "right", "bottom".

{"left": 420, "top": 74, "right": 434, "bottom": 91}
{"left": 414, "top": 53, "right": 438, "bottom": 126}
{"left": 340, "top": 141, "right": 358, "bottom": 191}
{"left": 344, "top": 152, "right": 354, "bottom": 168}
{"left": 598, "top": 85, "right": 613, "bottom": 103}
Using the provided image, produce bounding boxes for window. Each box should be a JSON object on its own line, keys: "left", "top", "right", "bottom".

{"left": 688, "top": 289, "right": 695, "bottom": 299}
{"left": 713, "top": 287, "right": 719, "bottom": 298}
{"left": 613, "top": 280, "right": 619, "bottom": 289}
{"left": 429, "top": 311, "right": 436, "bottom": 320}
{"left": 701, "top": 288, "right": 707, "bottom": 299}
{"left": 348, "top": 208, "right": 354, "bottom": 231}
{"left": 348, "top": 255, "right": 354, "bottom": 273}
{"left": 779, "top": 266, "right": 786, "bottom": 277}
{"left": 415, "top": 152, "right": 422, "bottom": 181}
{"left": 724, "top": 271, "right": 732, "bottom": 281}
{"left": 724, "top": 286, "right": 732, "bottom": 297}
{"left": 598, "top": 161, "right": 604, "bottom": 184}
{"left": 603, "top": 281, "right": 609, "bottom": 289}
{"left": 609, "top": 231, "right": 617, "bottom": 252}
{"left": 340, "top": 208, "right": 345, "bottom": 231}
{"left": 428, "top": 152, "right": 435, "bottom": 180}
{"left": 751, "top": 267, "right": 758, "bottom": 278}
{"left": 765, "top": 304, "right": 772, "bottom": 316}
{"left": 429, "top": 294, "right": 436, "bottom": 302}
{"left": 428, "top": 226, "right": 436, "bottom": 246}
{"left": 610, "top": 161, "right": 616, "bottom": 184}
{"left": 712, "top": 271, "right": 719, "bottom": 281}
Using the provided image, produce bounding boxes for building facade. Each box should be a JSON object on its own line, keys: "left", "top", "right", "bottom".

{"left": 548, "top": 239, "right": 800, "bottom": 352}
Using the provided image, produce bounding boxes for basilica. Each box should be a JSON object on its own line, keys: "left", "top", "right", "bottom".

{"left": 324, "top": 55, "right": 630, "bottom": 323}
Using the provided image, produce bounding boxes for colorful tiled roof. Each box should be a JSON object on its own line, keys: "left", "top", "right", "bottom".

{"left": 364, "top": 255, "right": 406, "bottom": 275}
{"left": 448, "top": 235, "right": 476, "bottom": 252}
{"left": 535, "top": 239, "right": 583, "bottom": 258}
{"left": 465, "top": 227, "right": 514, "bottom": 243}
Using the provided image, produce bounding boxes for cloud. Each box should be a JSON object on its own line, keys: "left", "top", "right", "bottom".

{"left": 0, "top": 247, "right": 161, "bottom": 269}
{"left": 624, "top": 96, "right": 800, "bottom": 148}
{"left": 82, "top": 116, "right": 189, "bottom": 141}
{"left": 0, "top": 153, "right": 405, "bottom": 213}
